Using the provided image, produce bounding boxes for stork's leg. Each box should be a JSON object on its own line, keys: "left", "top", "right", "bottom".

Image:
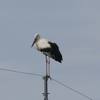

{"left": 45, "top": 56, "right": 51, "bottom": 78}
{"left": 45, "top": 55, "right": 48, "bottom": 75}
{"left": 48, "top": 57, "right": 50, "bottom": 76}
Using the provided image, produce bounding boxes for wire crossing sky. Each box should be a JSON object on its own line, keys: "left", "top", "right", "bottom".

{"left": 0, "top": 68, "right": 93, "bottom": 100}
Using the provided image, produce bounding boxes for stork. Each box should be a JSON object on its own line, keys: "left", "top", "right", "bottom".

{"left": 31, "top": 34, "right": 63, "bottom": 76}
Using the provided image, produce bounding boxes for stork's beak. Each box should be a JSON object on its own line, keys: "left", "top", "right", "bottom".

{"left": 31, "top": 38, "right": 36, "bottom": 47}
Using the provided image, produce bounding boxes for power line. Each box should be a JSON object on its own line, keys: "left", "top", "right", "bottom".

{"left": 52, "top": 78, "right": 93, "bottom": 100}
{"left": 0, "top": 68, "right": 43, "bottom": 77}
{"left": 0, "top": 67, "right": 93, "bottom": 100}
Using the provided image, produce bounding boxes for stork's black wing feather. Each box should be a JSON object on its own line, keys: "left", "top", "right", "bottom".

{"left": 48, "top": 42, "right": 63, "bottom": 63}
{"left": 40, "top": 41, "right": 63, "bottom": 63}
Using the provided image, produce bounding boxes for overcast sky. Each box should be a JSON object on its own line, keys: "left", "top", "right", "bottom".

{"left": 0, "top": 0, "right": 100, "bottom": 100}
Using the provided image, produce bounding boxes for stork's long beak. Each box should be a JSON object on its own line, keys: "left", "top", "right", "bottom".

{"left": 31, "top": 38, "right": 36, "bottom": 47}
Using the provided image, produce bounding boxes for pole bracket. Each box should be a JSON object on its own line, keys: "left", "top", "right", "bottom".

{"left": 42, "top": 75, "right": 52, "bottom": 80}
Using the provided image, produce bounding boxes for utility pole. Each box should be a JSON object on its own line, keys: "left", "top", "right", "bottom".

{"left": 42, "top": 75, "right": 49, "bottom": 100}
{"left": 42, "top": 60, "right": 51, "bottom": 100}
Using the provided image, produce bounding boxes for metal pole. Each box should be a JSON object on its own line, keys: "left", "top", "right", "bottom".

{"left": 42, "top": 57, "right": 50, "bottom": 100}
{"left": 42, "top": 76, "right": 49, "bottom": 100}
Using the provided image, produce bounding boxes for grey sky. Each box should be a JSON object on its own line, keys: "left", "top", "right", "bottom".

{"left": 0, "top": 0, "right": 100, "bottom": 100}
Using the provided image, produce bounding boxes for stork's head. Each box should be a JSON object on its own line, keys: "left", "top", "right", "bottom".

{"left": 31, "top": 34, "right": 40, "bottom": 47}
{"left": 34, "top": 34, "right": 40, "bottom": 40}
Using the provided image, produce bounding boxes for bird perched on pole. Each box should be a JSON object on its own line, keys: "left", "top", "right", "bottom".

{"left": 31, "top": 34, "right": 63, "bottom": 76}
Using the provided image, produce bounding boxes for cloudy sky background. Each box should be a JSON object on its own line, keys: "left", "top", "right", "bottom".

{"left": 0, "top": 0, "right": 100, "bottom": 100}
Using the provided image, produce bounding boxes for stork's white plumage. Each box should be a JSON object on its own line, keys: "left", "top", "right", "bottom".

{"left": 31, "top": 34, "right": 63, "bottom": 76}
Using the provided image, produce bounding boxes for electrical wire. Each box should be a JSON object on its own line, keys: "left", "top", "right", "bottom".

{"left": 52, "top": 78, "right": 93, "bottom": 100}
{"left": 0, "top": 68, "right": 43, "bottom": 77}
{"left": 0, "top": 67, "right": 93, "bottom": 100}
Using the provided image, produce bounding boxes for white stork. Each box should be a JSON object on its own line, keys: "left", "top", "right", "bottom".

{"left": 31, "top": 34, "right": 63, "bottom": 76}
